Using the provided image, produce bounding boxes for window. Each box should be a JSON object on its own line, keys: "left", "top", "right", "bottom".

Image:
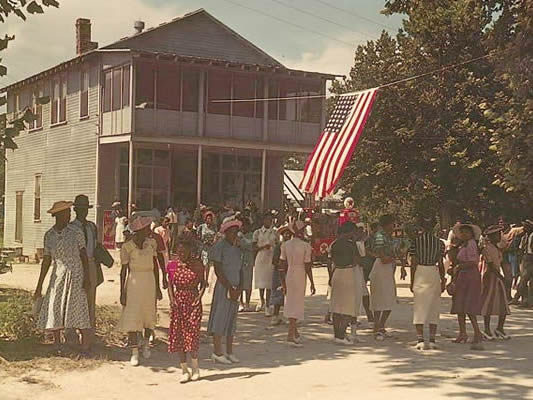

{"left": 103, "top": 70, "right": 112, "bottom": 113}
{"left": 156, "top": 64, "right": 180, "bottom": 111}
{"left": 112, "top": 69, "right": 122, "bottom": 111}
{"left": 182, "top": 69, "right": 199, "bottom": 112}
{"left": 15, "top": 191, "right": 23, "bottom": 243}
{"left": 279, "top": 80, "right": 298, "bottom": 121}
{"left": 232, "top": 74, "right": 255, "bottom": 117}
{"left": 207, "top": 71, "right": 231, "bottom": 115}
{"left": 80, "top": 69, "right": 89, "bottom": 118}
{"left": 268, "top": 81, "right": 279, "bottom": 120}
{"left": 135, "top": 62, "right": 155, "bottom": 108}
{"left": 51, "top": 74, "right": 67, "bottom": 124}
{"left": 34, "top": 175, "right": 41, "bottom": 221}
{"left": 103, "top": 65, "right": 131, "bottom": 112}
{"left": 122, "top": 65, "right": 130, "bottom": 108}
{"left": 299, "top": 81, "right": 322, "bottom": 123}
{"left": 30, "top": 86, "right": 43, "bottom": 130}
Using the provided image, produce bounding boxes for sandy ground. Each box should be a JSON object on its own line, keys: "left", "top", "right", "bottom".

{"left": 2, "top": 260, "right": 533, "bottom": 400}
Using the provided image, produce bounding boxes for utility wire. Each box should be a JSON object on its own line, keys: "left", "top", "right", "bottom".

{"left": 309, "top": 0, "right": 398, "bottom": 31}
{"left": 269, "top": 0, "right": 375, "bottom": 40}
{"left": 220, "top": 0, "right": 356, "bottom": 47}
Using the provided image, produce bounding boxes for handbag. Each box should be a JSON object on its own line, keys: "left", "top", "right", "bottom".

{"left": 95, "top": 242, "right": 114, "bottom": 268}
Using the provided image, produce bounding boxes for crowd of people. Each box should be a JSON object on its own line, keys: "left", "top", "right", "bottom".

{"left": 32, "top": 195, "right": 533, "bottom": 383}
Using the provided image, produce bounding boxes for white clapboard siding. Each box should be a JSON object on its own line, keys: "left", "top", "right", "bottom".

{"left": 4, "top": 63, "right": 99, "bottom": 256}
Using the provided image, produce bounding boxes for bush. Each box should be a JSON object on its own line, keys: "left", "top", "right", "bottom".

{"left": 0, "top": 289, "right": 40, "bottom": 341}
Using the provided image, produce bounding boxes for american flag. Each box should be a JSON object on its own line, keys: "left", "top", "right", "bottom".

{"left": 299, "top": 88, "right": 378, "bottom": 199}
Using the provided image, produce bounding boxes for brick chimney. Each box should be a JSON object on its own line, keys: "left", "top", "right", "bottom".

{"left": 76, "top": 18, "right": 98, "bottom": 55}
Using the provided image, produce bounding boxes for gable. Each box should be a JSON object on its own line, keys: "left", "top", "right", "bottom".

{"left": 104, "top": 10, "right": 283, "bottom": 67}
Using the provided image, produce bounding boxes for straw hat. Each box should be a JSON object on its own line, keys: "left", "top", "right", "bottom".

{"left": 484, "top": 225, "right": 504, "bottom": 236}
{"left": 203, "top": 210, "right": 215, "bottom": 221}
{"left": 220, "top": 219, "right": 242, "bottom": 233}
{"left": 129, "top": 216, "right": 153, "bottom": 232}
{"left": 47, "top": 201, "right": 73, "bottom": 216}
{"left": 453, "top": 223, "right": 482, "bottom": 240}
{"left": 112, "top": 201, "right": 121, "bottom": 208}
{"left": 277, "top": 225, "right": 292, "bottom": 236}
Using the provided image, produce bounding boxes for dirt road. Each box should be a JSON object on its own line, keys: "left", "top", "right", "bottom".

{"left": 2, "top": 264, "right": 533, "bottom": 400}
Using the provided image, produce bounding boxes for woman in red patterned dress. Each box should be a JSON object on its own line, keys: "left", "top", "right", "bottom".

{"left": 167, "top": 235, "right": 206, "bottom": 383}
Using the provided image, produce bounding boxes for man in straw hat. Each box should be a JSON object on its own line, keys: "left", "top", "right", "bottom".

{"left": 70, "top": 195, "right": 101, "bottom": 328}
{"left": 34, "top": 201, "right": 92, "bottom": 356}
{"left": 207, "top": 217, "right": 243, "bottom": 365}
{"left": 280, "top": 220, "right": 315, "bottom": 347}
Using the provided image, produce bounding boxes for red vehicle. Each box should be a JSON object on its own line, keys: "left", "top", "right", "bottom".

{"left": 308, "top": 210, "right": 339, "bottom": 264}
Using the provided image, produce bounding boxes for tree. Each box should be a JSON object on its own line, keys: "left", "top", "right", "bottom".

{"left": 0, "top": 1, "right": 59, "bottom": 156}
{"left": 331, "top": 0, "right": 525, "bottom": 226}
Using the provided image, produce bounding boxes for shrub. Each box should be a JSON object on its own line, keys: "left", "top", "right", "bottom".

{"left": 0, "top": 289, "right": 40, "bottom": 341}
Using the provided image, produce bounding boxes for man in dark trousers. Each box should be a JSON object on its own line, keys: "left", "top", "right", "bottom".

{"left": 67, "top": 194, "right": 103, "bottom": 350}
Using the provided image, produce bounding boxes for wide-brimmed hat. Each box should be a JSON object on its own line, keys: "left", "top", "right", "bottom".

{"left": 484, "top": 225, "right": 504, "bottom": 236}
{"left": 47, "top": 201, "right": 73, "bottom": 216}
{"left": 220, "top": 219, "right": 242, "bottom": 233}
{"left": 73, "top": 194, "right": 93, "bottom": 209}
{"left": 290, "top": 220, "right": 306, "bottom": 234}
{"left": 112, "top": 201, "right": 121, "bottom": 208}
{"left": 453, "top": 223, "right": 482, "bottom": 240}
{"left": 203, "top": 210, "right": 215, "bottom": 221}
{"left": 129, "top": 216, "right": 153, "bottom": 232}
{"left": 278, "top": 225, "right": 292, "bottom": 236}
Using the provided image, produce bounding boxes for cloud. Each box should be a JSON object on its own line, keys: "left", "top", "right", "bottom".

{"left": 283, "top": 35, "right": 361, "bottom": 78}
{"left": 0, "top": 0, "right": 186, "bottom": 85}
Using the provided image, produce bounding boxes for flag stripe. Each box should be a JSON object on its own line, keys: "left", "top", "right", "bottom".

{"left": 326, "top": 89, "right": 378, "bottom": 195}
{"left": 299, "top": 88, "right": 378, "bottom": 199}
{"left": 315, "top": 92, "right": 368, "bottom": 198}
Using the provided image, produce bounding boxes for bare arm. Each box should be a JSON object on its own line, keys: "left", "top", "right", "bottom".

{"left": 409, "top": 255, "right": 417, "bottom": 292}
{"left": 156, "top": 252, "right": 168, "bottom": 289}
{"left": 153, "top": 257, "right": 162, "bottom": 300}
{"left": 34, "top": 255, "right": 52, "bottom": 299}
{"left": 305, "top": 262, "right": 316, "bottom": 295}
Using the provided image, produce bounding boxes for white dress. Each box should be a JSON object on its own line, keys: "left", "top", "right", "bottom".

{"left": 281, "top": 238, "right": 312, "bottom": 321}
{"left": 115, "top": 216, "right": 127, "bottom": 244}
{"left": 253, "top": 227, "right": 278, "bottom": 289}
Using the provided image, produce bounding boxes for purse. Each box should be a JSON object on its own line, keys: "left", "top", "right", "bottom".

{"left": 95, "top": 242, "right": 114, "bottom": 268}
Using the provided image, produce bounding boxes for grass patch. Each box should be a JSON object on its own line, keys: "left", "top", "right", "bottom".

{"left": 0, "top": 287, "right": 124, "bottom": 375}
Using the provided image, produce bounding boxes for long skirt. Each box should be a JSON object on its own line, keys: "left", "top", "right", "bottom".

{"left": 284, "top": 264, "right": 306, "bottom": 321}
{"left": 168, "top": 289, "right": 202, "bottom": 353}
{"left": 413, "top": 265, "right": 441, "bottom": 325}
{"left": 480, "top": 271, "right": 510, "bottom": 316}
{"left": 117, "top": 270, "right": 157, "bottom": 332}
{"left": 369, "top": 259, "right": 396, "bottom": 312}
{"left": 207, "top": 282, "right": 238, "bottom": 337}
{"left": 451, "top": 267, "right": 482, "bottom": 315}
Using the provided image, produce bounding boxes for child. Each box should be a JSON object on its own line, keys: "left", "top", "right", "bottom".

{"left": 168, "top": 235, "right": 206, "bottom": 383}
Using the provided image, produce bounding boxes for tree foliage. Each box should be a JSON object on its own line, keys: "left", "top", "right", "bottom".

{"left": 331, "top": 0, "right": 529, "bottom": 226}
{"left": 0, "top": 1, "right": 59, "bottom": 158}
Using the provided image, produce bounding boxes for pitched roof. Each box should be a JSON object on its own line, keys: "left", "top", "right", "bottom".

{"left": 103, "top": 9, "right": 284, "bottom": 67}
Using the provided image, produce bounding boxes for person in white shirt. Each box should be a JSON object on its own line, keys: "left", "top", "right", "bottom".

{"left": 166, "top": 207, "right": 178, "bottom": 251}
{"left": 253, "top": 213, "right": 278, "bottom": 315}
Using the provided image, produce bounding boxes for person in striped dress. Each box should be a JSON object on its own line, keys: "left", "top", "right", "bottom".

{"left": 408, "top": 216, "right": 446, "bottom": 350}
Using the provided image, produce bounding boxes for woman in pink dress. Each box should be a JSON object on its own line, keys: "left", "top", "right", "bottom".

{"left": 167, "top": 235, "right": 206, "bottom": 383}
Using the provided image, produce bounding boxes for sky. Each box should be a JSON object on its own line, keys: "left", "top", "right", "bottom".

{"left": 0, "top": 0, "right": 404, "bottom": 86}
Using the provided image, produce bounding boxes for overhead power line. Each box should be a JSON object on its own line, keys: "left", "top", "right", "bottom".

{"left": 309, "top": 0, "right": 398, "bottom": 31}
{"left": 269, "top": 0, "right": 375, "bottom": 40}
{"left": 220, "top": 0, "right": 357, "bottom": 47}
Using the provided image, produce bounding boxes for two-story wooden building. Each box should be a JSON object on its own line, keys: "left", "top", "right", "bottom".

{"left": 2, "top": 9, "right": 336, "bottom": 256}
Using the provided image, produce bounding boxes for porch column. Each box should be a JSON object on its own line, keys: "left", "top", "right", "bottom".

{"left": 128, "top": 141, "right": 135, "bottom": 216}
{"left": 197, "top": 145, "right": 203, "bottom": 206}
{"left": 261, "top": 149, "right": 267, "bottom": 212}
{"left": 198, "top": 71, "right": 206, "bottom": 137}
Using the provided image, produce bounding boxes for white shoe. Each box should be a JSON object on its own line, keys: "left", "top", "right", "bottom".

{"left": 293, "top": 335, "right": 303, "bottom": 344}
{"left": 335, "top": 338, "right": 353, "bottom": 346}
{"left": 271, "top": 316, "right": 282, "bottom": 326}
{"left": 428, "top": 342, "right": 439, "bottom": 350}
{"left": 415, "top": 341, "right": 426, "bottom": 350}
{"left": 256, "top": 304, "right": 264, "bottom": 312}
{"left": 211, "top": 353, "right": 232, "bottom": 365}
{"left": 191, "top": 369, "right": 201, "bottom": 381}
{"left": 265, "top": 306, "right": 273, "bottom": 317}
{"left": 180, "top": 371, "right": 191, "bottom": 384}
{"left": 226, "top": 353, "right": 240, "bottom": 363}
{"left": 142, "top": 343, "right": 151, "bottom": 359}
{"left": 287, "top": 339, "right": 303, "bottom": 348}
{"left": 130, "top": 348, "right": 140, "bottom": 366}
